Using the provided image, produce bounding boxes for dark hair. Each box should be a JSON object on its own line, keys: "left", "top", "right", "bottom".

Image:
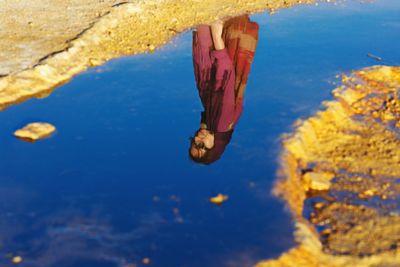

{"left": 188, "top": 130, "right": 233, "bottom": 165}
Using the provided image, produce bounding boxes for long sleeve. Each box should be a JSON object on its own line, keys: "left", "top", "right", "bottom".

{"left": 210, "top": 49, "right": 236, "bottom": 131}
{"left": 210, "top": 48, "right": 235, "bottom": 91}
{"left": 192, "top": 16, "right": 259, "bottom": 134}
{"left": 192, "top": 26, "right": 236, "bottom": 132}
{"left": 193, "top": 26, "right": 213, "bottom": 92}
{"left": 201, "top": 49, "right": 235, "bottom": 132}
{"left": 199, "top": 62, "right": 235, "bottom": 130}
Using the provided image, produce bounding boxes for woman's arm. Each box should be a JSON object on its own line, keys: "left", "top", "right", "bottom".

{"left": 210, "top": 21, "right": 225, "bottom": 50}
{"left": 210, "top": 21, "right": 233, "bottom": 91}
{"left": 192, "top": 25, "right": 214, "bottom": 92}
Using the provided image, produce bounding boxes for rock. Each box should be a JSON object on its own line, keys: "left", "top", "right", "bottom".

{"left": 11, "top": 256, "right": 22, "bottom": 264}
{"left": 209, "top": 193, "right": 228, "bottom": 205}
{"left": 142, "top": 257, "right": 150, "bottom": 265}
{"left": 260, "top": 66, "right": 400, "bottom": 267}
{"left": 303, "top": 172, "right": 334, "bottom": 191}
{"left": 14, "top": 122, "right": 56, "bottom": 141}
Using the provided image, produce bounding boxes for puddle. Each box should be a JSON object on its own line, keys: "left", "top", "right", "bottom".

{"left": 1, "top": 1, "right": 400, "bottom": 267}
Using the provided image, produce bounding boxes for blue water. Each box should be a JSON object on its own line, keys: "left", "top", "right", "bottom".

{"left": 1, "top": 1, "right": 399, "bottom": 266}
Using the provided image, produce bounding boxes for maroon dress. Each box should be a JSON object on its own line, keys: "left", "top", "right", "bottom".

{"left": 192, "top": 16, "right": 259, "bottom": 133}
{"left": 192, "top": 16, "right": 259, "bottom": 163}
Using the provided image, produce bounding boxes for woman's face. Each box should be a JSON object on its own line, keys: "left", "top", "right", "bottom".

{"left": 195, "top": 129, "right": 214, "bottom": 148}
{"left": 190, "top": 129, "right": 215, "bottom": 158}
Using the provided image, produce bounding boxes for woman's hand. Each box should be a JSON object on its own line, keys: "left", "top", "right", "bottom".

{"left": 210, "top": 20, "right": 225, "bottom": 50}
{"left": 211, "top": 20, "right": 223, "bottom": 38}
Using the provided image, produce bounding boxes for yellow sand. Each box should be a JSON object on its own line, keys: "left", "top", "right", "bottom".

{"left": 0, "top": 0, "right": 320, "bottom": 110}
{"left": 256, "top": 66, "right": 400, "bottom": 267}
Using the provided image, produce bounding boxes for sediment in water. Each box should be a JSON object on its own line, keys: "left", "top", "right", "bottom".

{"left": 256, "top": 66, "right": 400, "bottom": 267}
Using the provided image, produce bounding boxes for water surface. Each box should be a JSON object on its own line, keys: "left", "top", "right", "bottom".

{"left": 1, "top": 1, "right": 399, "bottom": 266}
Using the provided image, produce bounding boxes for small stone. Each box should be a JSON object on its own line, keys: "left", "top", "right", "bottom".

{"left": 209, "top": 193, "right": 228, "bottom": 205}
{"left": 320, "top": 228, "right": 331, "bottom": 236}
{"left": 314, "top": 202, "right": 325, "bottom": 209}
{"left": 14, "top": 122, "right": 56, "bottom": 141}
{"left": 142, "top": 257, "right": 150, "bottom": 265}
{"left": 12, "top": 256, "right": 23, "bottom": 264}
{"left": 303, "top": 172, "right": 334, "bottom": 191}
{"left": 358, "top": 189, "right": 376, "bottom": 199}
{"left": 89, "top": 58, "right": 102, "bottom": 66}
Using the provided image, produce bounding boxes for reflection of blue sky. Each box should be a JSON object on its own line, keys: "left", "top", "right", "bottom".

{"left": 0, "top": 181, "right": 169, "bottom": 267}
{"left": 1, "top": 1, "right": 400, "bottom": 266}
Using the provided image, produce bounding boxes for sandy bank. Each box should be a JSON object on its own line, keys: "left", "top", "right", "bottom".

{"left": 0, "top": 0, "right": 318, "bottom": 110}
{"left": 257, "top": 66, "right": 400, "bottom": 267}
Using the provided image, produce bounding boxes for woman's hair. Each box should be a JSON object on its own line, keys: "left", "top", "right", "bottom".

{"left": 188, "top": 130, "right": 233, "bottom": 165}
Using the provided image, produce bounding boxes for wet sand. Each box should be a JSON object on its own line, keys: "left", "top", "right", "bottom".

{"left": 257, "top": 66, "right": 400, "bottom": 267}
{"left": 0, "top": 0, "right": 318, "bottom": 110}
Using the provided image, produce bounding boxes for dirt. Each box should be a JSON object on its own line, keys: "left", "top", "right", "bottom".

{"left": 256, "top": 66, "right": 400, "bottom": 267}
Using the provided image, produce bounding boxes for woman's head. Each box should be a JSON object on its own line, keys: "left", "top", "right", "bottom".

{"left": 189, "top": 129, "right": 215, "bottom": 163}
{"left": 189, "top": 129, "right": 233, "bottom": 165}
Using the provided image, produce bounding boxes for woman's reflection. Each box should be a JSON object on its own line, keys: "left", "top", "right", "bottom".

{"left": 189, "top": 15, "right": 259, "bottom": 164}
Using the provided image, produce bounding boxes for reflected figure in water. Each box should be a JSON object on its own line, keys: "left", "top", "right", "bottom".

{"left": 189, "top": 15, "right": 259, "bottom": 164}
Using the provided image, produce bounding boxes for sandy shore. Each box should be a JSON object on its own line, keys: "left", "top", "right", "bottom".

{"left": 0, "top": 0, "right": 318, "bottom": 110}
{"left": 257, "top": 66, "right": 400, "bottom": 267}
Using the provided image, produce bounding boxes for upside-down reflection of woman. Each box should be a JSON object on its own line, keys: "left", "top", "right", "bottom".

{"left": 189, "top": 15, "right": 259, "bottom": 164}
